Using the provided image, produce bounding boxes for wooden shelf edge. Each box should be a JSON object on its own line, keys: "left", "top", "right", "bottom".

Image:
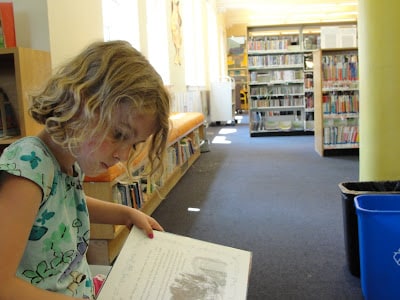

{"left": 0, "top": 136, "right": 20, "bottom": 145}
{"left": 87, "top": 225, "right": 130, "bottom": 265}
{"left": 107, "top": 226, "right": 130, "bottom": 263}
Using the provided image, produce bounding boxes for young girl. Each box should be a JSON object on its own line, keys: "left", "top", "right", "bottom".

{"left": 0, "top": 40, "right": 170, "bottom": 299}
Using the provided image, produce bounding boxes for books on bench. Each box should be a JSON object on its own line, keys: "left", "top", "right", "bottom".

{"left": 97, "top": 226, "right": 252, "bottom": 300}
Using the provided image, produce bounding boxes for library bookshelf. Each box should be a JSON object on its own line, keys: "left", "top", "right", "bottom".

{"left": 246, "top": 22, "right": 357, "bottom": 137}
{"left": 0, "top": 47, "right": 51, "bottom": 145}
{"left": 246, "top": 24, "right": 319, "bottom": 137}
{"left": 84, "top": 112, "right": 205, "bottom": 265}
{"left": 313, "top": 48, "right": 359, "bottom": 156}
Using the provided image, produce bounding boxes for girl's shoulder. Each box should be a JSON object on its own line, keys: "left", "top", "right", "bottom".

{"left": 0, "top": 136, "right": 59, "bottom": 198}
{"left": 6, "top": 135, "right": 47, "bottom": 149}
{"left": 1, "top": 136, "right": 55, "bottom": 164}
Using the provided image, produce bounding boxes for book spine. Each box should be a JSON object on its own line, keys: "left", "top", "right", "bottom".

{"left": 0, "top": 14, "right": 5, "bottom": 48}
{"left": 0, "top": 3, "right": 16, "bottom": 47}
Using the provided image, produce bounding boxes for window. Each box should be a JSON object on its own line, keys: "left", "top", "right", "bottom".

{"left": 182, "top": 0, "right": 206, "bottom": 87}
{"left": 206, "top": 1, "right": 221, "bottom": 83}
{"left": 146, "top": 0, "right": 170, "bottom": 84}
{"left": 102, "top": 0, "right": 140, "bottom": 49}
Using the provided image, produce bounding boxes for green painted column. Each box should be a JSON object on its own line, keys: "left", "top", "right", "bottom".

{"left": 358, "top": 0, "right": 400, "bottom": 180}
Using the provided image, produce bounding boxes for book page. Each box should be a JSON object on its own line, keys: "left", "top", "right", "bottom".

{"left": 97, "top": 227, "right": 252, "bottom": 300}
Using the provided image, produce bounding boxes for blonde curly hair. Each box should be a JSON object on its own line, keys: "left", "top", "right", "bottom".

{"left": 29, "top": 40, "right": 170, "bottom": 176}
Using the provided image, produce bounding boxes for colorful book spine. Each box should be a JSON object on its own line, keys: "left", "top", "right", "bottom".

{"left": 115, "top": 180, "right": 144, "bottom": 209}
{"left": 0, "top": 16, "right": 5, "bottom": 48}
{"left": 0, "top": 3, "right": 16, "bottom": 48}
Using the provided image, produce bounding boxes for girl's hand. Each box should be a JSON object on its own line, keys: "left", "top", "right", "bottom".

{"left": 86, "top": 196, "right": 164, "bottom": 238}
{"left": 129, "top": 208, "right": 164, "bottom": 238}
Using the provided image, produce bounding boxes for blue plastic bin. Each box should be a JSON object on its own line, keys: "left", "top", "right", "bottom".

{"left": 355, "top": 194, "right": 400, "bottom": 300}
{"left": 339, "top": 181, "right": 400, "bottom": 277}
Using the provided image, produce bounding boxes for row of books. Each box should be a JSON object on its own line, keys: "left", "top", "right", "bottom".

{"left": 180, "top": 137, "right": 195, "bottom": 162}
{"left": 248, "top": 35, "right": 299, "bottom": 51}
{"left": 113, "top": 180, "right": 145, "bottom": 209}
{"left": 248, "top": 54, "right": 304, "bottom": 68}
{"left": 250, "top": 84, "right": 304, "bottom": 96}
{"left": 152, "top": 137, "right": 197, "bottom": 189}
{"left": 322, "top": 80, "right": 359, "bottom": 90}
{"left": 322, "top": 54, "right": 359, "bottom": 82}
{"left": 165, "top": 145, "right": 179, "bottom": 176}
{"left": 251, "top": 111, "right": 302, "bottom": 131}
{"left": 250, "top": 96, "right": 304, "bottom": 108}
{"left": 322, "top": 92, "right": 359, "bottom": 114}
{"left": 323, "top": 125, "right": 359, "bottom": 145}
{"left": 249, "top": 70, "right": 303, "bottom": 83}
{"left": 166, "top": 137, "right": 196, "bottom": 173}
{"left": 251, "top": 112, "right": 268, "bottom": 131}
{"left": 126, "top": 131, "right": 200, "bottom": 198}
{"left": 251, "top": 119, "right": 304, "bottom": 132}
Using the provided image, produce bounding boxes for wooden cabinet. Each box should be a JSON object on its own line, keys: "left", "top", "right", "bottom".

{"left": 0, "top": 47, "right": 51, "bottom": 144}
{"left": 313, "top": 48, "right": 359, "bottom": 156}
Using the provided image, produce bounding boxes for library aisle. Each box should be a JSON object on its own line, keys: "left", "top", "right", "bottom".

{"left": 152, "top": 122, "right": 362, "bottom": 299}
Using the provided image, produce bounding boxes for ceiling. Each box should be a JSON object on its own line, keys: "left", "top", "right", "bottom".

{"left": 216, "top": 0, "right": 358, "bottom": 28}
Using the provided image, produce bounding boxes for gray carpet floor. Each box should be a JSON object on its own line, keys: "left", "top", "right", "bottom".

{"left": 152, "top": 119, "right": 363, "bottom": 299}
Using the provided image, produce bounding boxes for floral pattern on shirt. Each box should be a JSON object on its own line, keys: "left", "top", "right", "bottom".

{"left": 0, "top": 137, "right": 94, "bottom": 299}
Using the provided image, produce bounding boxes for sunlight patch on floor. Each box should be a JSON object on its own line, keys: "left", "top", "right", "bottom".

{"left": 218, "top": 128, "right": 237, "bottom": 135}
{"left": 187, "top": 207, "right": 201, "bottom": 212}
{"left": 211, "top": 127, "right": 237, "bottom": 144}
{"left": 212, "top": 136, "right": 232, "bottom": 144}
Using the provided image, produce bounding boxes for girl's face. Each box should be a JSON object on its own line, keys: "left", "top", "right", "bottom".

{"left": 77, "top": 108, "right": 158, "bottom": 177}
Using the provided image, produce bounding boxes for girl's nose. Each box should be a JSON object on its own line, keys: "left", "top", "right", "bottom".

{"left": 113, "top": 145, "right": 131, "bottom": 162}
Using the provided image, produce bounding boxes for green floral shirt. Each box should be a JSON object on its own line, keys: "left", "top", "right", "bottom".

{"left": 0, "top": 137, "right": 94, "bottom": 299}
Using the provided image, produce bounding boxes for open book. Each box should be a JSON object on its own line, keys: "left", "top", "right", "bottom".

{"left": 97, "top": 227, "right": 252, "bottom": 300}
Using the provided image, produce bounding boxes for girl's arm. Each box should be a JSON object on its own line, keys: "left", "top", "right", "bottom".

{"left": 0, "top": 174, "right": 78, "bottom": 300}
{"left": 85, "top": 196, "right": 164, "bottom": 238}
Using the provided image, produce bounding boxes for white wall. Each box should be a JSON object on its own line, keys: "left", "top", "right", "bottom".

{"left": 47, "top": 0, "right": 103, "bottom": 69}
{"left": 10, "top": 0, "right": 103, "bottom": 69}
{"left": 11, "top": 0, "right": 51, "bottom": 52}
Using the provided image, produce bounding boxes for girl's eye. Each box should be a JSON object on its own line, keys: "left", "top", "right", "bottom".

{"left": 113, "top": 130, "right": 128, "bottom": 141}
{"left": 113, "top": 131, "right": 122, "bottom": 140}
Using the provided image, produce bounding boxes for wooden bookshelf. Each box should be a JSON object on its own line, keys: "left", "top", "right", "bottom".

{"left": 86, "top": 225, "right": 130, "bottom": 266}
{"left": 84, "top": 112, "right": 205, "bottom": 265}
{"left": 313, "top": 48, "right": 359, "bottom": 156}
{"left": 0, "top": 47, "right": 51, "bottom": 144}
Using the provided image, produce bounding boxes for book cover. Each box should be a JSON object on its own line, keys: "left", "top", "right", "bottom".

{"left": 0, "top": 3, "right": 16, "bottom": 48}
{"left": 97, "top": 227, "right": 252, "bottom": 300}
